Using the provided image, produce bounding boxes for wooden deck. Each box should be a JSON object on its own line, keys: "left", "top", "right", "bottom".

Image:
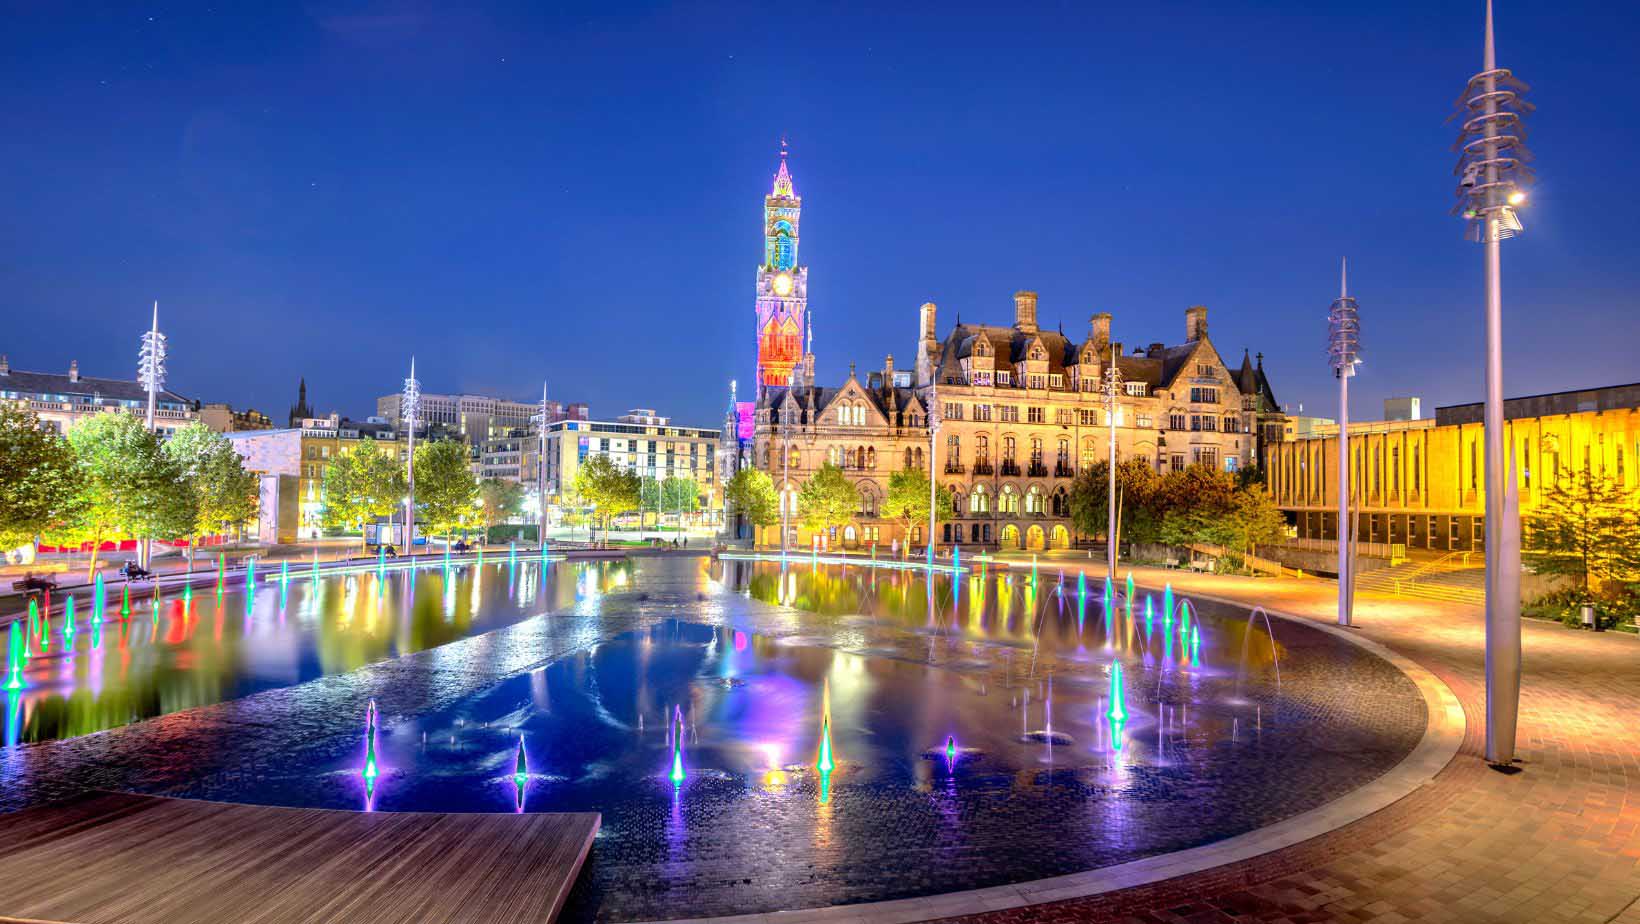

{"left": 0, "top": 792, "right": 599, "bottom": 924}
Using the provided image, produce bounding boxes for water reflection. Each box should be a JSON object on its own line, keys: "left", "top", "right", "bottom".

{"left": 2, "top": 559, "right": 632, "bottom": 743}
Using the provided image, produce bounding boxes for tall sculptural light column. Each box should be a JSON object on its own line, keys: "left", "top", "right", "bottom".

{"left": 136, "top": 301, "right": 168, "bottom": 568}
{"left": 1327, "top": 261, "right": 1362, "bottom": 627}
{"left": 1453, "top": 0, "right": 1532, "bottom": 766}
{"left": 402, "top": 358, "right": 421, "bottom": 554}
{"left": 1102, "top": 344, "right": 1123, "bottom": 576}
{"left": 534, "top": 380, "right": 550, "bottom": 547}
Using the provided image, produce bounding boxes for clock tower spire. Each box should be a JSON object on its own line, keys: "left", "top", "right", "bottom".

{"left": 755, "top": 141, "right": 807, "bottom": 390}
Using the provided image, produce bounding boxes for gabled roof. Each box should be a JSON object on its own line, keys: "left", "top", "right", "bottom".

{"left": 759, "top": 383, "right": 922, "bottom": 422}
{"left": 0, "top": 367, "right": 192, "bottom": 405}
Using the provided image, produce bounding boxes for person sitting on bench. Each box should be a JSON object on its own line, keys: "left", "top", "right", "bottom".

{"left": 119, "top": 560, "right": 154, "bottom": 581}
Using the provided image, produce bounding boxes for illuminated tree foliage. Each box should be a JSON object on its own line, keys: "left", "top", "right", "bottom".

{"left": 415, "top": 440, "right": 479, "bottom": 539}
{"left": 884, "top": 467, "right": 952, "bottom": 546}
{"left": 0, "top": 403, "right": 80, "bottom": 552}
{"left": 64, "top": 412, "right": 195, "bottom": 576}
{"left": 478, "top": 478, "right": 525, "bottom": 531}
{"left": 725, "top": 468, "right": 779, "bottom": 540}
{"left": 1525, "top": 467, "right": 1640, "bottom": 596}
{"left": 163, "top": 422, "right": 258, "bottom": 542}
{"left": 575, "top": 454, "right": 640, "bottom": 545}
{"left": 797, "top": 463, "right": 859, "bottom": 534}
{"left": 320, "top": 438, "right": 405, "bottom": 549}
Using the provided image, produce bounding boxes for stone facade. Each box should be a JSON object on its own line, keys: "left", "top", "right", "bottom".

{"left": 914, "top": 294, "right": 1284, "bottom": 550}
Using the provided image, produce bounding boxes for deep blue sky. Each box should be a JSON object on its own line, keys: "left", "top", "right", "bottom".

{"left": 3, "top": 1, "right": 1636, "bottom": 428}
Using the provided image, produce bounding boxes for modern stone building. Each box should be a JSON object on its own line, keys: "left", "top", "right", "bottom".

{"left": 0, "top": 355, "right": 196, "bottom": 437}
{"left": 538, "top": 412, "right": 721, "bottom": 520}
{"left": 1265, "top": 382, "right": 1640, "bottom": 551}
{"left": 199, "top": 402, "right": 273, "bottom": 433}
{"left": 226, "top": 415, "right": 407, "bottom": 543}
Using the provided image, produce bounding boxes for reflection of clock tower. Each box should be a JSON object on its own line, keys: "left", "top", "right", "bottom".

{"left": 755, "top": 143, "right": 808, "bottom": 391}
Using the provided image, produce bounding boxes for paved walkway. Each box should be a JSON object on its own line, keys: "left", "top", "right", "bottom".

{"left": 941, "top": 556, "right": 1640, "bottom": 924}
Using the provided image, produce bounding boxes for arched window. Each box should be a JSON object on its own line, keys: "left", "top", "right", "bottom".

{"left": 1050, "top": 488, "right": 1069, "bottom": 518}
{"left": 949, "top": 489, "right": 962, "bottom": 516}
{"left": 970, "top": 484, "right": 990, "bottom": 514}
{"left": 1030, "top": 438, "right": 1043, "bottom": 463}
{"left": 866, "top": 446, "right": 876, "bottom": 468}
{"left": 859, "top": 484, "right": 878, "bottom": 516}
{"left": 1000, "top": 484, "right": 1020, "bottom": 514}
{"left": 914, "top": 447, "right": 925, "bottom": 467}
{"left": 1025, "top": 485, "right": 1044, "bottom": 514}
{"left": 977, "top": 434, "right": 990, "bottom": 460}
{"left": 1082, "top": 438, "right": 1098, "bottom": 470}
{"left": 904, "top": 447, "right": 914, "bottom": 469}
{"left": 788, "top": 446, "right": 800, "bottom": 469}
{"left": 1057, "top": 439, "right": 1070, "bottom": 465}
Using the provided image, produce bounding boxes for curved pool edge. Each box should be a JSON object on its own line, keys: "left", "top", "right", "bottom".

{"left": 626, "top": 594, "right": 1466, "bottom": 924}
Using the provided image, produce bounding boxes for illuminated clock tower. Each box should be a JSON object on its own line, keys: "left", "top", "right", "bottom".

{"left": 755, "top": 144, "right": 808, "bottom": 390}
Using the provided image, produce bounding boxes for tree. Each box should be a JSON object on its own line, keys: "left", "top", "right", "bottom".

{"left": 661, "top": 476, "right": 700, "bottom": 516}
{"left": 64, "top": 412, "right": 195, "bottom": 576}
{"left": 478, "top": 478, "right": 525, "bottom": 532}
{"left": 725, "top": 468, "right": 778, "bottom": 543}
{"left": 1204, "top": 487, "right": 1288, "bottom": 567}
{"left": 883, "top": 467, "right": 952, "bottom": 550}
{"left": 415, "top": 440, "right": 479, "bottom": 541}
{"left": 320, "top": 438, "right": 405, "bottom": 549}
{"left": 575, "top": 454, "right": 640, "bottom": 546}
{"left": 1525, "top": 467, "right": 1640, "bottom": 596}
{"left": 163, "top": 423, "right": 258, "bottom": 550}
{"left": 1069, "top": 457, "right": 1161, "bottom": 545}
{"left": 797, "top": 463, "right": 860, "bottom": 535}
{"left": 0, "top": 403, "right": 80, "bottom": 553}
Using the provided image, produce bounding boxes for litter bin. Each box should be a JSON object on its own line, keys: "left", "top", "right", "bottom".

{"left": 1580, "top": 603, "right": 1599, "bottom": 631}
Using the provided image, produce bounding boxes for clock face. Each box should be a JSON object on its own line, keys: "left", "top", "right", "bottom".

{"left": 772, "top": 272, "right": 793, "bottom": 297}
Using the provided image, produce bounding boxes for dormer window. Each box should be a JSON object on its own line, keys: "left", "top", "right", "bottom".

{"left": 995, "top": 371, "right": 1012, "bottom": 386}
{"left": 1125, "top": 382, "right": 1147, "bottom": 397}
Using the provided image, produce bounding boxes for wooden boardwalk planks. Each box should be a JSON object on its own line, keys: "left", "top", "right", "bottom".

{"left": 0, "top": 792, "right": 599, "bottom": 924}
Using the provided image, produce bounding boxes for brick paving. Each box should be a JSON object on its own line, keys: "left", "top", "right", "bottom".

{"left": 941, "top": 558, "right": 1640, "bottom": 924}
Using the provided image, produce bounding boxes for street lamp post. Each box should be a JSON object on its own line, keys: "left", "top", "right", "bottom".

{"left": 779, "top": 379, "right": 796, "bottom": 559}
{"left": 136, "top": 301, "right": 167, "bottom": 569}
{"left": 1102, "top": 344, "right": 1123, "bottom": 576}
{"left": 1453, "top": 0, "right": 1532, "bottom": 766}
{"left": 402, "top": 358, "right": 420, "bottom": 557}
{"left": 533, "top": 381, "right": 550, "bottom": 548}
{"left": 927, "top": 381, "right": 940, "bottom": 562}
{"left": 1327, "top": 260, "right": 1362, "bottom": 627}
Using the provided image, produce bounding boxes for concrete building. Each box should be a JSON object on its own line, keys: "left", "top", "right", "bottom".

{"left": 1384, "top": 396, "right": 1422, "bottom": 422}
{"left": 199, "top": 402, "right": 273, "bottom": 433}
{"left": 0, "top": 355, "right": 196, "bottom": 437}
{"left": 1265, "top": 382, "right": 1640, "bottom": 551}
{"left": 539, "top": 416, "right": 720, "bottom": 515}
{"left": 1284, "top": 414, "right": 1337, "bottom": 440}
{"left": 226, "top": 414, "right": 407, "bottom": 543}
{"left": 375, "top": 390, "right": 585, "bottom": 445}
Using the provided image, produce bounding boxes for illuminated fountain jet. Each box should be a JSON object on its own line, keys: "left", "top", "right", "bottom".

{"left": 513, "top": 735, "right": 529, "bottom": 811}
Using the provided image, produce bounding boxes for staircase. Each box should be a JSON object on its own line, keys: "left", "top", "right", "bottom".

{"left": 1354, "top": 551, "right": 1485, "bottom": 606}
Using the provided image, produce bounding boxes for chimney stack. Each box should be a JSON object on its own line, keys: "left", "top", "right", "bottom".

{"left": 1013, "top": 290, "right": 1039, "bottom": 334}
{"left": 1089, "top": 312, "right": 1111, "bottom": 352}
{"left": 884, "top": 353, "right": 895, "bottom": 386}
{"left": 68, "top": 359, "right": 79, "bottom": 383}
{"left": 1186, "top": 305, "right": 1209, "bottom": 342}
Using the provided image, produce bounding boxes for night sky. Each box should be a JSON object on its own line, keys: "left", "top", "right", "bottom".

{"left": 2, "top": 2, "right": 1635, "bottom": 428}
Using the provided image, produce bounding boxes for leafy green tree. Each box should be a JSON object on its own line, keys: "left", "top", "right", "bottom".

{"left": 0, "top": 404, "right": 80, "bottom": 553}
{"left": 725, "top": 468, "right": 779, "bottom": 542}
{"left": 478, "top": 478, "right": 525, "bottom": 532}
{"left": 64, "top": 412, "right": 195, "bottom": 576}
{"left": 884, "top": 467, "right": 952, "bottom": 551}
{"left": 1203, "top": 487, "right": 1287, "bottom": 566}
{"left": 415, "top": 440, "right": 479, "bottom": 541}
{"left": 320, "top": 438, "right": 405, "bottom": 550}
{"left": 163, "top": 423, "right": 258, "bottom": 548}
{"left": 575, "top": 454, "right": 640, "bottom": 545}
{"left": 797, "top": 463, "right": 860, "bottom": 534}
{"left": 1069, "top": 457, "right": 1161, "bottom": 544}
{"left": 1525, "top": 467, "right": 1640, "bottom": 596}
{"left": 661, "top": 476, "right": 700, "bottom": 515}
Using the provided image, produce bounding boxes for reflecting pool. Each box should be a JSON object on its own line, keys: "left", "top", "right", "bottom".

{"left": 2, "top": 559, "right": 631, "bottom": 743}
{"left": 95, "top": 556, "right": 1428, "bottom": 922}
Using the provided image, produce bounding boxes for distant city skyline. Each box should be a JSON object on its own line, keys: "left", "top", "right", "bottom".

{"left": 3, "top": 2, "right": 1636, "bottom": 428}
